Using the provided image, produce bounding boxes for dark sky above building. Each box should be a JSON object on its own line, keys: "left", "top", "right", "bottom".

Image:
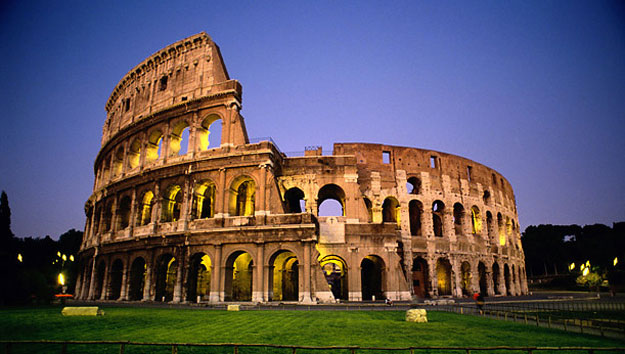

{"left": 1, "top": 1, "right": 624, "bottom": 239}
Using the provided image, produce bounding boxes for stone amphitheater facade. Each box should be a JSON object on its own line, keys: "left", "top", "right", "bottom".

{"left": 75, "top": 33, "right": 527, "bottom": 304}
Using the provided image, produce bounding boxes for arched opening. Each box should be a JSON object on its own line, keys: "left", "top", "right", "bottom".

{"left": 361, "top": 255, "right": 385, "bottom": 301}
{"left": 412, "top": 257, "right": 429, "bottom": 298}
{"left": 486, "top": 211, "right": 494, "bottom": 241}
{"left": 453, "top": 203, "right": 465, "bottom": 235}
{"left": 406, "top": 176, "right": 421, "bottom": 194}
{"left": 101, "top": 156, "right": 111, "bottom": 182}
{"left": 492, "top": 262, "right": 501, "bottom": 295}
{"left": 506, "top": 216, "right": 513, "bottom": 237}
{"left": 269, "top": 251, "right": 299, "bottom": 301}
{"left": 382, "top": 197, "right": 400, "bottom": 228}
{"left": 471, "top": 206, "right": 482, "bottom": 235}
{"left": 162, "top": 185, "right": 182, "bottom": 222}
{"left": 483, "top": 190, "right": 491, "bottom": 205}
{"left": 187, "top": 253, "right": 212, "bottom": 302}
{"left": 409, "top": 200, "right": 423, "bottom": 236}
{"left": 137, "top": 191, "right": 154, "bottom": 226}
{"left": 460, "top": 261, "right": 471, "bottom": 296}
{"left": 436, "top": 258, "right": 452, "bottom": 296}
{"left": 146, "top": 130, "right": 163, "bottom": 162}
{"left": 199, "top": 115, "right": 222, "bottom": 150}
{"left": 118, "top": 196, "right": 132, "bottom": 229}
{"left": 94, "top": 261, "right": 106, "bottom": 299}
{"left": 128, "top": 138, "right": 141, "bottom": 169}
{"left": 128, "top": 257, "right": 146, "bottom": 301}
{"left": 512, "top": 264, "right": 517, "bottom": 295}
{"left": 504, "top": 264, "right": 511, "bottom": 296}
{"left": 224, "top": 251, "right": 253, "bottom": 301}
{"left": 108, "top": 259, "right": 123, "bottom": 300}
{"left": 229, "top": 176, "right": 255, "bottom": 216}
{"left": 432, "top": 201, "right": 445, "bottom": 237}
{"left": 497, "top": 213, "right": 506, "bottom": 245}
{"left": 317, "top": 184, "right": 345, "bottom": 216}
{"left": 478, "top": 262, "right": 488, "bottom": 295}
{"left": 170, "top": 121, "right": 190, "bottom": 156}
{"left": 363, "top": 198, "right": 373, "bottom": 222}
{"left": 192, "top": 181, "right": 215, "bottom": 219}
{"left": 103, "top": 201, "right": 113, "bottom": 232}
{"left": 284, "top": 187, "right": 305, "bottom": 213}
{"left": 155, "top": 254, "right": 177, "bottom": 302}
{"left": 113, "top": 147, "right": 124, "bottom": 176}
{"left": 319, "top": 255, "right": 348, "bottom": 301}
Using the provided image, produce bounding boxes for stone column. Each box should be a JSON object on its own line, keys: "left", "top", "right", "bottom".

{"left": 215, "top": 168, "right": 227, "bottom": 217}
{"left": 256, "top": 164, "right": 267, "bottom": 215}
{"left": 452, "top": 258, "right": 462, "bottom": 297}
{"left": 151, "top": 182, "right": 160, "bottom": 229}
{"left": 100, "top": 259, "right": 110, "bottom": 300}
{"left": 428, "top": 256, "right": 438, "bottom": 297}
{"left": 252, "top": 244, "right": 265, "bottom": 302}
{"left": 210, "top": 245, "right": 222, "bottom": 302}
{"left": 128, "top": 188, "right": 137, "bottom": 236}
{"left": 301, "top": 242, "right": 313, "bottom": 303}
{"left": 173, "top": 249, "right": 185, "bottom": 303}
{"left": 142, "top": 258, "right": 153, "bottom": 301}
{"left": 119, "top": 260, "right": 129, "bottom": 301}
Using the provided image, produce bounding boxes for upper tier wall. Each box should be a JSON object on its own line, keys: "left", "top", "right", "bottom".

{"left": 101, "top": 32, "right": 230, "bottom": 147}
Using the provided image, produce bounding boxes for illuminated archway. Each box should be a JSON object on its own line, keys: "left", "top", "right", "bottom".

{"left": 471, "top": 206, "right": 482, "bottom": 235}
{"left": 127, "top": 138, "right": 141, "bottom": 169}
{"left": 319, "top": 255, "right": 348, "bottom": 301}
{"left": 154, "top": 254, "right": 177, "bottom": 302}
{"left": 162, "top": 185, "right": 182, "bottom": 222}
{"left": 229, "top": 176, "right": 255, "bottom": 216}
{"left": 269, "top": 250, "right": 299, "bottom": 301}
{"left": 198, "top": 115, "right": 222, "bottom": 150}
{"left": 436, "top": 258, "right": 452, "bottom": 296}
{"left": 137, "top": 191, "right": 154, "bottom": 226}
{"left": 128, "top": 257, "right": 146, "bottom": 301}
{"left": 192, "top": 180, "right": 215, "bottom": 219}
{"left": 187, "top": 253, "right": 212, "bottom": 302}
{"left": 497, "top": 213, "right": 506, "bottom": 245}
{"left": 412, "top": 256, "right": 429, "bottom": 298}
{"left": 224, "top": 251, "right": 253, "bottom": 301}
{"left": 169, "top": 120, "right": 190, "bottom": 156}
{"left": 146, "top": 130, "right": 163, "bottom": 162}
{"left": 361, "top": 255, "right": 385, "bottom": 301}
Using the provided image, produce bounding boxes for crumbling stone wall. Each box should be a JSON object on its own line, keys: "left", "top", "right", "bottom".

{"left": 76, "top": 33, "right": 527, "bottom": 304}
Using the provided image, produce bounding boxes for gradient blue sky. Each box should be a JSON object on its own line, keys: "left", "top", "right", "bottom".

{"left": 1, "top": 1, "right": 624, "bottom": 239}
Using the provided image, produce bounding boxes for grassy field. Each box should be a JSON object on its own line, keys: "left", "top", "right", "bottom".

{"left": 1, "top": 306, "right": 624, "bottom": 353}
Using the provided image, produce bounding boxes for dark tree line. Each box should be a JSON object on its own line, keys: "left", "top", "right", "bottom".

{"left": 0, "top": 191, "right": 83, "bottom": 304}
{"left": 522, "top": 222, "right": 625, "bottom": 287}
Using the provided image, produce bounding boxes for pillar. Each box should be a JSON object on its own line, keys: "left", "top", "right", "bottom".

{"left": 252, "top": 244, "right": 264, "bottom": 302}
{"left": 210, "top": 245, "right": 222, "bottom": 302}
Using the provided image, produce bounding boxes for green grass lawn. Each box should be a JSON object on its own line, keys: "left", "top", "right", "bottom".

{"left": 1, "top": 306, "right": 624, "bottom": 353}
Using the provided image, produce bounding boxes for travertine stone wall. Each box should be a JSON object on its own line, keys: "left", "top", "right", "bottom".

{"left": 76, "top": 33, "right": 527, "bottom": 304}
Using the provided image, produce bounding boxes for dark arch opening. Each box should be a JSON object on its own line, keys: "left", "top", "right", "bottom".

{"left": 154, "top": 254, "right": 177, "bottom": 302}
{"left": 361, "top": 255, "right": 385, "bottom": 301}
{"left": 320, "top": 255, "right": 348, "bottom": 301}
{"left": 412, "top": 256, "right": 429, "bottom": 298}
{"left": 436, "top": 258, "right": 452, "bottom": 296}
{"left": 187, "top": 253, "right": 211, "bottom": 302}
{"left": 478, "top": 262, "right": 488, "bottom": 296}
{"left": 409, "top": 200, "right": 422, "bottom": 236}
{"left": 128, "top": 257, "right": 146, "bottom": 301}
{"left": 269, "top": 250, "right": 299, "bottom": 301}
{"left": 108, "top": 259, "right": 123, "bottom": 300}
{"left": 432, "top": 201, "right": 445, "bottom": 237}
{"left": 284, "top": 188, "right": 305, "bottom": 213}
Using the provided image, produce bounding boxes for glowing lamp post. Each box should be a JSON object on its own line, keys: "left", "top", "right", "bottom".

{"left": 58, "top": 273, "right": 67, "bottom": 294}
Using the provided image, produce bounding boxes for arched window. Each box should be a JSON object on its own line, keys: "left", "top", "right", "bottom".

{"left": 103, "top": 201, "right": 113, "bottom": 232}
{"left": 317, "top": 184, "right": 345, "bottom": 217}
{"left": 284, "top": 187, "right": 305, "bottom": 213}
{"left": 406, "top": 177, "right": 421, "bottom": 194}
{"left": 432, "top": 200, "right": 445, "bottom": 237}
{"left": 162, "top": 185, "right": 182, "bottom": 222}
{"left": 382, "top": 197, "right": 400, "bottom": 228}
{"left": 453, "top": 203, "right": 465, "bottom": 235}
{"left": 192, "top": 181, "right": 215, "bottom": 219}
{"left": 170, "top": 121, "right": 190, "bottom": 156}
{"left": 363, "top": 198, "right": 373, "bottom": 222}
{"left": 229, "top": 176, "right": 255, "bottom": 216}
{"left": 497, "top": 213, "right": 505, "bottom": 245}
{"left": 137, "top": 191, "right": 154, "bottom": 226}
{"left": 471, "top": 206, "right": 482, "bottom": 235}
{"left": 486, "top": 211, "right": 494, "bottom": 240}
{"left": 146, "top": 130, "right": 163, "bottom": 162}
{"left": 113, "top": 147, "right": 124, "bottom": 176}
{"left": 127, "top": 138, "right": 141, "bottom": 169}
{"left": 118, "top": 196, "right": 132, "bottom": 229}
{"left": 198, "top": 115, "right": 222, "bottom": 150}
{"left": 409, "top": 200, "right": 422, "bottom": 236}
{"left": 483, "top": 190, "right": 491, "bottom": 205}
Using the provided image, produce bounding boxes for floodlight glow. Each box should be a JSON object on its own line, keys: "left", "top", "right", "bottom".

{"left": 58, "top": 273, "right": 65, "bottom": 286}
{"left": 17, "top": 254, "right": 23, "bottom": 262}
{"left": 615, "top": 257, "right": 619, "bottom": 266}
{"left": 62, "top": 254, "right": 67, "bottom": 261}
{"left": 582, "top": 268, "right": 589, "bottom": 276}
{"left": 57, "top": 251, "right": 61, "bottom": 257}
{"left": 70, "top": 255, "right": 74, "bottom": 262}
{"left": 569, "top": 263, "right": 575, "bottom": 271}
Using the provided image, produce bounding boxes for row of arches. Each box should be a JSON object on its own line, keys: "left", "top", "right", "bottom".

{"left": 98, "top": 115, "right": 222, "bottom": 187}
{"left": 412, "top": 257, "right": 526, "bottom": 297}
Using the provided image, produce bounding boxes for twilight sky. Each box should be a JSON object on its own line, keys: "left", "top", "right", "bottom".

{"left": 0, "top": 1, "right": 624, "bottom": 240}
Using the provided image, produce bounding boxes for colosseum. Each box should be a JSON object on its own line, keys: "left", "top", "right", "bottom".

{"left": 75, "top": 32, "right": 527, "bottom": 304}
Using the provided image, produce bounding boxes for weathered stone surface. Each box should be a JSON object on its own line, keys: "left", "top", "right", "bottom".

{"left": 227, "top": 304, "right": 240, "bottom": 311}
{"left": 406, "top": 309, "right": 427, "bottom": 323}
{"left": 75, "top": 33, "right": 527, "bottom": 306}
{"left": 61, "top": 307, "right": 103, "bottom": 316}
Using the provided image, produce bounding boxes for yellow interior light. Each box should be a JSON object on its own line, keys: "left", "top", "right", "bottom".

{"left": 17, "top": 254, "right": 23, "bottom": 262}
{"left": 70, "top": 255, "right": 74, "bottom": 262}
{"left": 57, "top": 251, "right": 61, "bottom": 257}
{"left": 569, "top": 263, "right": 575, "bottom": 271}
{"left": 58, "top": 273, "right": 65, "bottom": 286}
{"left": 614, "top": 257, "right": 618, "bottom": 266}
{"left": 582, "top": 268, "right": 589, "bottom": 276}
{"left": 62, "top": 254, "right": 67, "bottom": 261}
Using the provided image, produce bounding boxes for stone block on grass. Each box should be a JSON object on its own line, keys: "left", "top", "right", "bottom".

{"left": 61, "top": 307, "right": 103, "bottom": 316}
{"left": 406, "top": 309, "right": 427, "bottom": 322}
{"left": 227, "top": 304, "right": 240, "bottom": 311}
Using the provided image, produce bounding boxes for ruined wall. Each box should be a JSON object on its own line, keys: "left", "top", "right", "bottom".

{"left": 76, "top": 33, "right": 527, "bottom": 305}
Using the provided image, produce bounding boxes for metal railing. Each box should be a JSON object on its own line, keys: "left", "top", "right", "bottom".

{"left": 2, "top": 341, "right": 624, "bottom": 354}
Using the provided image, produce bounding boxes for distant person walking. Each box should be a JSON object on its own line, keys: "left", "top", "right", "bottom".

{"left": 473, "top": 292, "right": 485, "bottom": 314}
